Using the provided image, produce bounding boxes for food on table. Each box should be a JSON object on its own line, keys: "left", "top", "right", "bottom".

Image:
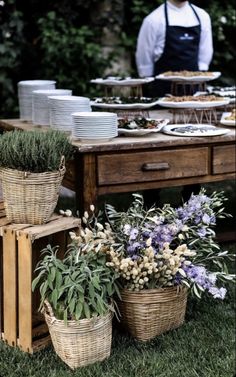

{"left": 170, "top": 125, "right": 217, "bottom": 134}
{"left": 163, "top": 95, "right": 224, "bottom": 102}
{"left": 225, "top": 109, "right": 236, "bottom": 121}
{"left": 118, "top": 117, "right": 164, "bottom": 130}
{"left": 92, "top": 96, "right": 159, "bottom": 104}
{"left": 162, "top": 70, "right": 214, "bottom": 77}
{"left": 207, "top": 86, "right": 236, "bottom": 100}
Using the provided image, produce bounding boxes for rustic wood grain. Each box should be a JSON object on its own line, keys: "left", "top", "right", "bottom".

{"left": 212, "top": 145, "right": 236, "bottom": 174}
{"left": 3, "top": 228, "right": 17, "bottom": 346}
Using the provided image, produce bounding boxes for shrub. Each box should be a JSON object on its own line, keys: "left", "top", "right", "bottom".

{"left": 0, "top": 129, "right": 73, "bottom": 172}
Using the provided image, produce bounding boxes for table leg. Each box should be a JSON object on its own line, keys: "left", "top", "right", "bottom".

{"left": 74, "top": 153, "right": 98, "bottom": 214}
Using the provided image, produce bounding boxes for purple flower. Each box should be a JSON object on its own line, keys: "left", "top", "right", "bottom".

{"left": 202, "top": 213, "right": 211, "bottom": 225}
{"left": 197, "top": 227, "right": 207, "bottom": 238}
{"left": 209, "top": 287, "right": 227, "bottom": 299}
{"left": 129, "top": 227, "right": 139, "bottom": 240}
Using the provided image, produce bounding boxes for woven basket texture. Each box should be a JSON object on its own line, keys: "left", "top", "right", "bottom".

{"left": 118, "top": 286, "right": 188, "bottom": 341}
{"left": 43, "top": 301, "right": 113, "bottom": 369}
{"left": 0, "top": 165, "right": 65, "bottom": 224}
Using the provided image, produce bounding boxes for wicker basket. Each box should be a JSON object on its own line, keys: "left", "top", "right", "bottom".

{"left": 118, "top": 286, "right": 188, "bottom": 342}
{"left": 0, "top": 161, "right": 65, "bottom": 225}
{"left": 43, "top": 301, "right": 113, "bottom": 369}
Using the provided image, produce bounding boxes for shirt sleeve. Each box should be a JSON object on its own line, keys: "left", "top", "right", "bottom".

{"left": 135, "top": 18, "right": 159, "bottom": 77}
{"left": 198, "top": 13, "right": 213, "bottom": 71}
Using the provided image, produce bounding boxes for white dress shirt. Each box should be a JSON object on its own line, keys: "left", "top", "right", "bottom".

{"left": 135, "top": 1, "right": 213, "bottom": 77}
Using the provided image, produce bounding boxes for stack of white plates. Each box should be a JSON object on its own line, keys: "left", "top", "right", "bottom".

{"left": 32, "top": 89, "right": 72, "bottom": 126}
{"left": 72, "top": 112, "right": 118, "bottom": 142}
{"left": 18, "top": 80, "right": 56, "bottom": 120}
{"left": 48, "top": 96, "right": 91, "bottom": 131}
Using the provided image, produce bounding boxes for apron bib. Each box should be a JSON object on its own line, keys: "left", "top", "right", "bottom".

{"left": 150, "top": 1, "right": 201, "bottom": 97}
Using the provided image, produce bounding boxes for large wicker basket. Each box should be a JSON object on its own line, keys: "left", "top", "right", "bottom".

{"left": 43, "top": 301, "right": 113, "bottom": 369}
{"left": 0, "top": 162, "right": 65, "bottom": 225}
{"left": 118, "top": 286, "right": 188, "bottom": 342}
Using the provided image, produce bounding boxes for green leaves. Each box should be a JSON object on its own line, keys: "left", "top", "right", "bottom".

{"left": 32, "top": 243, "right": 120, "bottom": 322}
{"left": 0, "top": 130, "right": 73, "bottom": 172}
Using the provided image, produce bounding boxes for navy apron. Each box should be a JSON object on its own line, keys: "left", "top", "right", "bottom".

{"left": 145, "top": 1, "right": 201, "bottom": 97}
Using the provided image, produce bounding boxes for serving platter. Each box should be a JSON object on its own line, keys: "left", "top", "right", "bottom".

{"left": 162, "top": 124, "right": 230, "bottom": 137}
{"left": 220, "top": 112, "right": 236, "bottom": 126}
{"left": 156, "top": 97, "right": 230, "bottom": 109}
{"left": 155, "top": 71, "right": 221, "bottom": 82}
{"left": 195, "top": 90, "right": 235, "bottom": 104}
{"left": 118, "top": 118, "right": 169, "bottom": 136}
{"left": 91, "top": 97, "right": 160, "bottom": 109}
{"left": 90, "top": 77, "right": 154, "bottom": 86}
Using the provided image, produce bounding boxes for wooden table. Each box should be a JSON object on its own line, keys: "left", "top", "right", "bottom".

{"left": 0, "top": 116, "right": 235, "bottom": 215}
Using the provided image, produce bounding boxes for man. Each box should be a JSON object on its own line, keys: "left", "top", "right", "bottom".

{"left": 136, "top": 0, "right": 213, "bottom": 96}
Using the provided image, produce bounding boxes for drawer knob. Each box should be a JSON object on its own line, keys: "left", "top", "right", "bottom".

{"left": 142, "top": 162, "right": 170, "bottom": 171}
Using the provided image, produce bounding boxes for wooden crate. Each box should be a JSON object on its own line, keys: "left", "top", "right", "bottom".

{"left": 0, "top": 208, "right": 80, "bottom": 353}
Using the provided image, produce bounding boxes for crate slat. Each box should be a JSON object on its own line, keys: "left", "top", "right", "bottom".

{"left": 3, "top": 228, "right": 17, "bottom": 346}
{"left": 18, "top": 233, "right": 33, "bottom": 352}
{"left": 0, "top": 211, "right": 80, "bottom": 353}
{"left": 19, "top": 217, "right": 80, "bottom": 241}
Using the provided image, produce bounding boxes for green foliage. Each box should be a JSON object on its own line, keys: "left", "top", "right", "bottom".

{"left": 1, "top": 276, "right": 236, "bottom": 376}
{"left": 32, "top": 243, "right": 120, "bottom": 321}
{"left": 0, "top": 130, "right": 73, "bottom": 172}
{"left": 0, "top": 1, "right": 25, "bottom": 116}
{"left": 36, "top": 11, "right": 112, "bottom": 96}
{"left": 204, "top": 2, "right": 236, "bottom": 85}
{"left": 0, "top": 0, "right": 235, "bottom": 118}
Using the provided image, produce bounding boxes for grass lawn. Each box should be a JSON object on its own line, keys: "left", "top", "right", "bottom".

{"left": 0, "top": 265, "right": 235, "bottom": 377}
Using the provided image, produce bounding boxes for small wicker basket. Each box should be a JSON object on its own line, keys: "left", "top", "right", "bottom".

{"left": 118, "top": 285, "right": 188, "bottom": 342}
{"left": 0, "top": 159, "right": 65, "bottom": 225}
{"left": 43, "top": 300, "right": 113, "bottom": 369}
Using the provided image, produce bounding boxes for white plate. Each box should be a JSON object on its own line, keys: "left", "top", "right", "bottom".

{"left": 91, "top": 98, "right": 160, "bottom": 109}
{"left": 194, "top": 91, "right": 235, "bottom": 104}
{"left": 220, "top": 112, "right": 236, "bottom": 126}
{"left": 118, "top": 119, "right": 169, "bottom": 136}
{"left": 162, "top": 124, "right": 230, "bottom": 137}
{"left": 90, "top": 77, "right": 154, "bottom": 86}
{"left": 118, "top": 128, "right": 160, "bottom": 136}
{"left": 72, "top": 137, "right": 114, "bottom": 143}
{"left": 157, "top": 97, "right": 230, "bottom": 108}
{"left": 155, "top": 72, "right": 221, "bottom": 82}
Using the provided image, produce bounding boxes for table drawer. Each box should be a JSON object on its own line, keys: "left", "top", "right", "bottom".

{"left": 97, "top": 147, "right": 208, "bottom": 185}
{"left": 213, "top": 145, "right": 236, "bottom": 174}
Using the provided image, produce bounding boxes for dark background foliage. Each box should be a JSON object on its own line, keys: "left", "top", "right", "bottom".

{"left": 0, "top": 0, "right": 235, "bottom": 117}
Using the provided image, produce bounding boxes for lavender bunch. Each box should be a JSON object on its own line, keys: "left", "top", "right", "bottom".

{"left": 106, "top": 192, "right": 235, "bottom": 299}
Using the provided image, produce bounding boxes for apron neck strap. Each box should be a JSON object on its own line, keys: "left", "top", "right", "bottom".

{"left": 164, "top": 1, "right": 201, "bottom": 26}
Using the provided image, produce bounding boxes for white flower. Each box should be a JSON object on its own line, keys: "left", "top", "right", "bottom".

{"left": 59, "top": 209, "right": 65, "bottom": 215}
{"left": 84, "top": 211, "right": 89, "bottom": 219}
{"left": 90, "top": 204, "right": 95, "bottom": 212}
{"left": 220, "top": 16, "right": 227, "bottom": 24}
{"left": 69, "top": 231, "right": 76, "bottom": 239}
{"left": 64, "top": 209, "right": 72, "bottom": 217}
{"left": 123, "top": 224, "right": 131, "bottom": 235}
{"left": 0, "top": 1, "right": 5, "bottom": 7}
{"left": 96, "top": 222, "right": 104, "bottom": 230}
{"left": 146, "top": 237, "right": 152, "bottom": 247}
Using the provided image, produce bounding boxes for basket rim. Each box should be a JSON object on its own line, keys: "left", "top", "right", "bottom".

{"left": 120, "top": 285, "right": 187, "bottom": 295}
{"left": 42, "top": 300, "right": 113, "bottom": 326}
{"left": 0, "top": 166, "right": 66, "bottom": 175}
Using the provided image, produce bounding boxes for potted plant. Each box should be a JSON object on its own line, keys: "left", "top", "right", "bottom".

{"left": 0, "top": 129, "right": 73, "bottom": 224}
{"left": 32, "top": 205, "right": 120, "bottom": 369}
{"left": 105, "top": 190, "right": 235, "bottom": 341}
